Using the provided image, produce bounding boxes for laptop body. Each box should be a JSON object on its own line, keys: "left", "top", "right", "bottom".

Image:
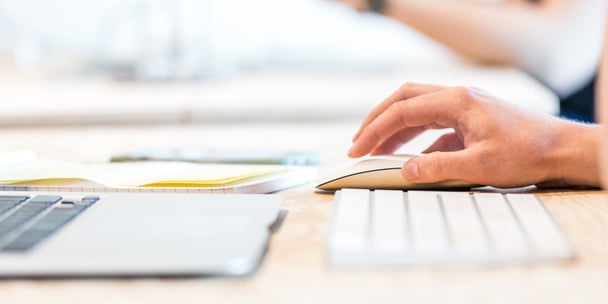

{"left": 0, "top": 191, "right": 282, "bottom": 277}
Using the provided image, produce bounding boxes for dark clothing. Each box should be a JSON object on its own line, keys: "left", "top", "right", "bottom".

{"left": 560, "top": 76, "right": 596, "bottom": 123}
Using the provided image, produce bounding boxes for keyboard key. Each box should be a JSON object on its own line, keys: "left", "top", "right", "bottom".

{"left": 0, "top": 200, "right": 56, "bottom": 238}
{"left": 407, "top": 191, "right": 449, "bottom": 255}
{"left": 0, "top": 202, "right": 21, "bottom": 216}
{"left": 507, "top": 194, "right": 573, "bottom": 258}
{"left": 0, "top": 196, "right": 29, "bottom": 202}
{"left": 1, "top": 196, "right": 98, "bottom": 252}
{"left": 439, "top": 192, "right": 489, "bottom": 256}
{"left": 28, "top": 195, "right": 62, "bottom": 205}
{"left": 473, "top": 193, "right": 529, "bottom": 257}
{"left": 81, "top": 195, "right": 100, "bottom": 206}
{"left": 2, "top": 209, "right": 80, "bottom": 252}
{"left": 328, "top": 189, "right": 370, "bottom": 255}
{"left": 371, "top": 190, "right": 408, "bottom": 255}
{"left": 0, "top": 196, "right": 29, "bottom": 216}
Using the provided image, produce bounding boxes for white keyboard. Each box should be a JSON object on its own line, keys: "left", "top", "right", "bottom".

{"left": 327, "top": 189, "right": 574, "bottom": 266}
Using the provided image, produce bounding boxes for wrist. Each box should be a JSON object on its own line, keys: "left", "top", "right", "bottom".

{"left": 543, "top": 121, "right": 601, "bottom": 187}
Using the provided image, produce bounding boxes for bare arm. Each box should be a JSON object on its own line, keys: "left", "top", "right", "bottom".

{"left": 337, "top": 0, "right": 606, "bottom": 95}
{"left": 383, "top": 0, "right": 549, "bottom": 64}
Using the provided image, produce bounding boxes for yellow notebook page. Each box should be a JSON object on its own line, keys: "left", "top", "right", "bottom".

{"left": 0, "top": 160, "right": 288, "bottom": 188}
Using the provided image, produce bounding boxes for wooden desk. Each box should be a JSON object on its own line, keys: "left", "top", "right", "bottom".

{"left": 0, "top": 122, "right": 607, "bottom": 304}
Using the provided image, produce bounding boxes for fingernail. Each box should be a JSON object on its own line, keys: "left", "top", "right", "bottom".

{"left": 403, "top": 163, "right": 419, "bottom": 180}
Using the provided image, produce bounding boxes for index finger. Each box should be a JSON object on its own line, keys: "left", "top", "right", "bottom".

{"left": 352, "top": 83, "right": 446, "bottom": 142}
{"left": 349, "top": 87, "right": 473, "bottom": 157}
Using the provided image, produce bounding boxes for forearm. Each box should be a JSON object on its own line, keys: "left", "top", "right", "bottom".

{"left": 383, "top": 0, "right": 552, "bottom": 64}
{"left": 380, "top": 0, "right": 605, "bottom": 95}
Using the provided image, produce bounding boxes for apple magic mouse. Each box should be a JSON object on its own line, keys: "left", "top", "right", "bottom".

{"left": 315, "top": 154, "right": 477, "bottom": 191}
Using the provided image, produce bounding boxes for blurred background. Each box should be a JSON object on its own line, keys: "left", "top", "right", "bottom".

{"left": 0, "top": 0, "right": 452, "bottom": 78}
{"left": 0, "top": 0, "right": 578, "bottom": 125}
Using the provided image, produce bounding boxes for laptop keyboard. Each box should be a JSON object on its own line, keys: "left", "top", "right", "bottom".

{"left": 327, "top": 189, "right": 574, "bottom": 266}
{"left": 0, "top": 195, "right": 99, "bottom": 252}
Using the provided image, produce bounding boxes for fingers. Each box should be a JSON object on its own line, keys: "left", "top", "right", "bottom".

{"left": 352, "top": 83, "right": 446, "bottom": 142}
{"left": 422, "top": 132, "right": 464, "bottom": 153}
{"left": 349, "top": 87, "right": 474, "bottom": 157}
{"left": 402, "top": 150, "right": 473, "bottom": 183}
{"left": 368, "top": 126, "right": 428, "bottom": 155}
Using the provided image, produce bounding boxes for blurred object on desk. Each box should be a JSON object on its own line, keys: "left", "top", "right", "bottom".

{"left": 0, "top": 61, "right": 558, "bottom": 126}
{"left": 110, "top": 148, "right": 321, "bottom": 166}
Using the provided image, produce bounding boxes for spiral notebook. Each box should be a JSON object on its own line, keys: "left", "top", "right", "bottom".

{"left": 0, "top": 151, "right": 315, "bottom": 194}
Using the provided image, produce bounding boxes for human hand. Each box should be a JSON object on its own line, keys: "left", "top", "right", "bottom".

{"left": 348, "top": 83, "right": 600, "bottom": 188}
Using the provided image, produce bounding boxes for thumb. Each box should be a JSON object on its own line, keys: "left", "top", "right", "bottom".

{"left": 402, "top": 151, "right": 470, "bottom": 183}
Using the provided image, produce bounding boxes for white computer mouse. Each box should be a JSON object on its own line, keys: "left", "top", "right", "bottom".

{"left": 315, "top": 154, "right": 477, "bottom": 191}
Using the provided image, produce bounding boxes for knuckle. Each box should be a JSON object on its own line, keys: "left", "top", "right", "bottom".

{"left": 371, "top": 129, "right": 383, "bottom": 143}
{"left": 399, "top": 82, "right": 416, "bottom": 93}
{"left": 386, "top": 101, "right": 402, "bottom": 115}
{"left": 450, "top": 86, "right": 473, "bottom": 99}
{"left": 448, "top": 86, "right": 477, "bottom": 109}
{"left": 387, "top": 101, "right": 408, "bottom": 127}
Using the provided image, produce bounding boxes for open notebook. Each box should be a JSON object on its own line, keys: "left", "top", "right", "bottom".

{"left": 0, "top": 151, "right": 315, "bottom": 194}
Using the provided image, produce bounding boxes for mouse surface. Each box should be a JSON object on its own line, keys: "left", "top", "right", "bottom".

{"left": 315, "top": 154, "right": 477, "bottom": 191}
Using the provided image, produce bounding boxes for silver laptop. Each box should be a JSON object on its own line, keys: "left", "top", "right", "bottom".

{"left": 0, "top": 191, "right": 282, "bottom": 277}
